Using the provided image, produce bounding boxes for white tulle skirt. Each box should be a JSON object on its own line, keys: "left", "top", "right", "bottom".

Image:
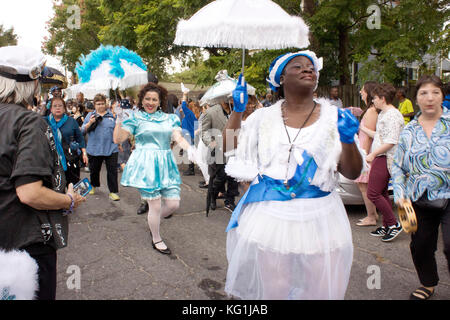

{"left": 225, "top": 192, "right": 353, "bottom": 300}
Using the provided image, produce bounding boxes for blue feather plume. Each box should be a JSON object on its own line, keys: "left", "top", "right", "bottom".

{"left": 75, "top": 45, "right": 147, "bottom": 83}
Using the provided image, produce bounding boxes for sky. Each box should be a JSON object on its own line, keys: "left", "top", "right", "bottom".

{"left": 0, "top": 0, "right": 188, "bottom": 77}
{"left": 0, "top": 0, "right": 65, "bottom": 72}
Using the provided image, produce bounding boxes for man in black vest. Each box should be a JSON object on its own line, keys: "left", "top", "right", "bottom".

{"left": 0, "top": 46, "right": 85, "bottom": 300}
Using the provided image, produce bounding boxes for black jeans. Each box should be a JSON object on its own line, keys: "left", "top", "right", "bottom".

{"left": 410, "top": 199, "right": 450, "bottom": 287}
{"left": 65, "top": 163, "right": 81, "bottom": 187}
{"left": 208, "top": 163, "right": 239, "bottom": 205}
{"left": 23, "top": 243, "right": 57, "bottom": 300}
{"left": 88, "top": 152, "right": 119, "bottom": 193}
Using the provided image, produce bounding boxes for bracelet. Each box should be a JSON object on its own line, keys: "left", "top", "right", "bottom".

{"left": 64, "top": 193, "right": 74, "bottom": 215}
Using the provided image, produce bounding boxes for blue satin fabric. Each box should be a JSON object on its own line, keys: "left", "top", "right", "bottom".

{"left": 226, "top": 151, "right": 330, "bottom": 232}
{"left": 120, "top": 111, "right": 182, "bottom": 191}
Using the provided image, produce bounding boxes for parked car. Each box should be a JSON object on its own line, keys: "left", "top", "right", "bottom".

{"left": 336, "top": 174, "right": 393, "bottom": 205}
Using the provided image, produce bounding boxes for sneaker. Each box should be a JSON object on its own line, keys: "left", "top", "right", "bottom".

{"left": 109, "top": 193, "right": 120, "bottom": 201}
{"left": 224, "top": 202, "right": 236, "bottom": 213}
{"left": 89, "top": 187, "right": 95, "bottom": 195}
{"left": 370, "top": 226, "right": 387, "bottom": 237}
{"left": 381, "top": 223, "right": 403, "bottom": 242}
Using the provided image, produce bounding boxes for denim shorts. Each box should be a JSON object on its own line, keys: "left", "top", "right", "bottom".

{"left": 139, "top": 186, "right": 181, "bottom": 201}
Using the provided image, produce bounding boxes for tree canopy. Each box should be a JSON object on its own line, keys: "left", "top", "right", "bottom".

{"left": 43, "top": 0, "right": 449, "bottom": 91}
{"left": 0, "top": 25, "right": 18, "bottom": 47}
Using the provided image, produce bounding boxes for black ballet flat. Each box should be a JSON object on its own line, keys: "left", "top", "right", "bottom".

{"left": 152, "top": 240, "right": 171, "bottom": 255}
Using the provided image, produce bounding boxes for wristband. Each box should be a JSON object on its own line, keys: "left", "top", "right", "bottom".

{"left": 64, "top": 193, "right": 74, "bottom": 215}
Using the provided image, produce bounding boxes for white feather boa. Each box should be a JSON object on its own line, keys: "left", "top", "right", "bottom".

{"left": 0, "top": 250, "right": 39, "bottom": 300}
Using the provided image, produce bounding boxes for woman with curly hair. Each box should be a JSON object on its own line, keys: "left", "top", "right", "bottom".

{"left": 114, "top": 82, "right": 196, "bottom": 255}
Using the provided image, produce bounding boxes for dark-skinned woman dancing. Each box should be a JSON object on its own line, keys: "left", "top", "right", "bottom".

{"left": 222, "top": 50, "right": 364, "bottom": 300}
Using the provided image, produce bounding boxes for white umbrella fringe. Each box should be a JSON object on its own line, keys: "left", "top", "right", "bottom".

{"left": 175, "top": 19, "right": 310, "bottom": 50}
{"left": 174, "top": 0, "right": 310, "bottom": 50}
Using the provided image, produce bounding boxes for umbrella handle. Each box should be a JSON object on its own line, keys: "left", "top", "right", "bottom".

{"left": 241, "top": 48, "right": 245, "bottom": 76}
{"left": 240, "top": 48, "right": 246, "bottom": 105}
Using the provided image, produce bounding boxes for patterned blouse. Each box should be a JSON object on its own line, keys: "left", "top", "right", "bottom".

{"left": 371, "top": 107, "right": 404, "bottom": 174}
{"left": 392, "top": 108, "right": 450, "bottom": 203}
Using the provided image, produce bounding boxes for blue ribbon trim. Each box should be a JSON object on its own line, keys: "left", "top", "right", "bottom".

{"left": 226, "top": 151, "right": 330, "bottom": 232}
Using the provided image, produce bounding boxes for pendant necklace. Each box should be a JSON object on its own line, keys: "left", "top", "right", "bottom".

{"left": 282, "top": 100, "right": 317, "bottom": 189}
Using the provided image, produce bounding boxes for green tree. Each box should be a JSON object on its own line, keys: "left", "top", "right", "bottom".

{"left": 309, "top": 0, "right": 449, "bottom": 85}
{"left": 0, "top": 25, "right": 18, "bottom": 47}
{"left": 43, "top": 0, "right": 104, "bottom": 73}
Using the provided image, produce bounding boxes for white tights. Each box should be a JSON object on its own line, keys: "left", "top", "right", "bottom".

{"left": 146, "top": 198, "right": 179, "bottom": 247}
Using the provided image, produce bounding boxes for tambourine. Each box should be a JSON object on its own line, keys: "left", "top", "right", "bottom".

{"left": 398, "top": 201, "right": 417, "bottom": 234}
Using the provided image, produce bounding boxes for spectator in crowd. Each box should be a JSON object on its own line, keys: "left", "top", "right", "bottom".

{"left": 167, "top": 93, "right": 178, "bottom": 115}
{"left": 46, "top": 97, "right": 88, "bottom": 186}
{"left": 355, "top": 81, "right": 379, "bottom": 226}
{"left": 71, "top": 103, "right": 85, "bottom": 127}
{"left": 0, "top": 46, "right": 84, "bottom": 300}
{"left": 195, "top": 100, "right": 210, "bottom": 189}
{"left": 180, "top": 84, "right": 198, "bottom": 176}
{"left": 202, "top": 95, "right": 239, "bottom": 212}
{"left": 392, "top": 75, "right": 449, "bottom": 300}
{"left": 261, "top": 92, "right": 273, "bottom": 107}
{"left": 43, "top": 86, "right": 62, "bottom": 116}
{"left": 82, "top": 94, "right": 120, "bottom": 201}
{"left": 76, "top": 92, "right": 87, "bottom": 109}
{"left": 328, "top": 86, "right": 343, "bottom": 109}
{"left": 364, "top": 83, "right": 404, "bottom": 242}
{"left": 116, "top": 99, "right": 134, "bottom": 172}
{"left": 396, "top": 87, "right": 415, "bottom": 125}
{"left": 443, "top": 82, "right": 449, "bottom": 109}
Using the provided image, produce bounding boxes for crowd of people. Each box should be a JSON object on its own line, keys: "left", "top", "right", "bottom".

{"left": 0, "top": 45, "right": 448, "bottom": 301}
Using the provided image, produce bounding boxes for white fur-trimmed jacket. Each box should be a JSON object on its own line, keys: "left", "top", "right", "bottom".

{"left": 225, "top": 98, "right": 366, "bottom": 192}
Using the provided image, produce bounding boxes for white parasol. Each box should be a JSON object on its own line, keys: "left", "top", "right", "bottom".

{"left": 174, "top": 0, "right": 310, "bottom": 73}
{"left": 75, "top": 45, "right": 148, "bottom": 94}
{"left": 64, "top": 83, "right": 109, "bottom": 100}
{"left": 199, "top": 70, "right": 256, "bottom": 106}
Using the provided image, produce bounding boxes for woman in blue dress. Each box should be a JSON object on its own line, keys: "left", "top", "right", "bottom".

{"left": 114, "top": 82, "right": 196, "bottom": 255}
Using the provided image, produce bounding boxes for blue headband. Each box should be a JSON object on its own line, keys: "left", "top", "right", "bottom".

{"left": 267, "top": 51, "right": 322, "bottom": 92}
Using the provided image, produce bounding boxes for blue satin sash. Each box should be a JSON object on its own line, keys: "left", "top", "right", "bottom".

{"left": 226, "top": 151, "right": 330, "bottom": 232}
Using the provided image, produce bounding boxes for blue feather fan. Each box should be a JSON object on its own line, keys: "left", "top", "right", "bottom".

{"left": 75, "top": 45, "right": 147, "bottom": 83}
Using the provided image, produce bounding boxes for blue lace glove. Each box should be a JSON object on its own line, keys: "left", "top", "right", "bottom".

{"left": 337, "top": 108, "right": 359, "bottom": 144}
{"left": 232, "top": 73, "right": 248, "bottom": 113}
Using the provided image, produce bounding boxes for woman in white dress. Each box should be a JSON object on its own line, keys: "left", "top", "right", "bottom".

{"left": 222, "top": 51, "right": 364, "bottom": 300}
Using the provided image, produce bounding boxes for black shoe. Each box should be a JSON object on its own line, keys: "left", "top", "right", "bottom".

{"left": 164, "top": 214, "right": 173, "bottom": 219}
{"left": 137, "top": 201, "right": 149, "bottom": 215}
{"left": 199, "top": 182, "right": 209, "bottom": 189}
{"left": 370, "top": 226, "right": 387, "bottom": 237}
{"left": 381, "top": 223, "right": 403, "bottom": 242}
{"left": 224, "top": 202, "right": 236, "bottom": 213}
{"left": 210, "top": 199, "right": 216, "bottom": 211}
{"left": 183, "top": 170, "right": 195, "bottom": 176}
{"left": 152, "top": 240, "right": 171, "bottom": 255}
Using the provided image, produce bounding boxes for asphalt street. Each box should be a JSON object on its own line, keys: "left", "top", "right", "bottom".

{"left": 55, "top": 164, "right": 450, "bottom": 300}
